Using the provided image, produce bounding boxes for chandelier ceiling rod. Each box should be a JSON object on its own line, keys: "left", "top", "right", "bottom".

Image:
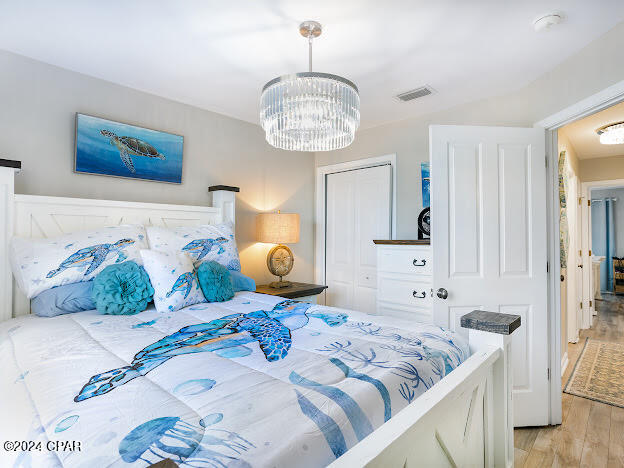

{"left": 299, "top": 20, "right": 322, "bottom": 73}
{"left": 309, "top": 35, "right": 312, "bottom": 72}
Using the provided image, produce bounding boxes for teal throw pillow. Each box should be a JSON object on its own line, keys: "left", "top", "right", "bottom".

{"left": 197, "top": 261, "right": 234, "bottom": 302}
{"left": 229, "top": 270, "right": 256, "bottom": 292}
{"left": 92, "top": 261, "right": 154, "bottom": 315}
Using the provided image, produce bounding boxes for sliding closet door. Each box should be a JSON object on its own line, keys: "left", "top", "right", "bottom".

{"left": 326, "top": 170, "right": 356, "bottom": 309}
{"left": 325, "top": 165, "right": 391, "bottom": 313}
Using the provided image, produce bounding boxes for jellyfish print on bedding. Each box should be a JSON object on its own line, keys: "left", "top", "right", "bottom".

{"left": 118, "top": 416, "right": 255, "bottom": 467}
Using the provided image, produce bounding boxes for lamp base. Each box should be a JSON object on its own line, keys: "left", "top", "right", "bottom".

{"left": 269, "top": 279, "right": 292, "bottom": 289}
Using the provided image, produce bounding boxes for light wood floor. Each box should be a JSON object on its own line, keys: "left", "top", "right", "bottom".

{"left": 514, "top": 295, "right": 624, "bottom": 467}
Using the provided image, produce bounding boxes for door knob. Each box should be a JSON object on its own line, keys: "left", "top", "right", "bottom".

{"left": 578, "top": 264, "right": 583, "bottom": 268}
{"left": 437, "top": 288, "right": 448, "bottom": 300}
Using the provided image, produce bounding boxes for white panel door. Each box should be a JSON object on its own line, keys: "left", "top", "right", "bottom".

{"left": 576, "top": 182, "right": 584, "bottom": 337}
{"left": 430, "top": 125, "right": 549, "bottom": 427}
{"left": 326, "top": 165, "right": 391, "bottom": 313}
{"left": 567, "top": 174, "right": 580, "bottom": 343}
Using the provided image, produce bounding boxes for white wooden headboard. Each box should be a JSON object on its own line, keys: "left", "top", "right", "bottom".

{"left": 0, "top": 161, "right": 238, "bottom": 320}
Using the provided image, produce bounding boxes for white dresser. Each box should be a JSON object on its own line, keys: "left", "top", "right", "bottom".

{"left": 374, "top": 240, "right": 432, "bottom": 323}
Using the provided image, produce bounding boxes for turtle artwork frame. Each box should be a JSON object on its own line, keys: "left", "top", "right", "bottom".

{"left": 74, "top": 113, "right": 184, "bottom": 184}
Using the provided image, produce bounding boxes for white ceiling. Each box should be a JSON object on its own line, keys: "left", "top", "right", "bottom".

{"left": 561, "top": 101, "right": 624, "bottom": 160}
{"left": 1, "top": 1, "right": 624, "bottom": 130}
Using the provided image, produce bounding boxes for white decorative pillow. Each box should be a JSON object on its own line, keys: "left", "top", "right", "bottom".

{"left": 140, "top": 249, "right": 205, "bottom": 313}
{"left": 10, "top": 225, "right": 148, "bottom": 299}
{"left": 146, "top": 224, "right": 241, "bottom": 271}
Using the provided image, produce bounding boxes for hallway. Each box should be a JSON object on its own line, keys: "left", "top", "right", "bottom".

{"left": 514, "top": 295, "right": 624, "bottom": 467}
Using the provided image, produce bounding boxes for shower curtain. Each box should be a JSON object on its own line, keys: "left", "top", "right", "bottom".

{"left": 591, "top": 198, "right": 616, "bottom": 291}
{"left": 605, "top": 199, "right": 616, "bottom": 291}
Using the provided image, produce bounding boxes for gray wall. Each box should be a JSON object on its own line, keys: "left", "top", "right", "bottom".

{"left": 580, "top": 155, "right": 624, "bottom": 182}
{"left": 316, "top": 21, "right": 624, "bottom": 238}
{"left": 0, "top": 49, "right": 315, "bottom": 284}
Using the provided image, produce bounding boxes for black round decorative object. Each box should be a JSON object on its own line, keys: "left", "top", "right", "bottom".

{"left": 418, "top": 207, "right": 430, "bottom": 237}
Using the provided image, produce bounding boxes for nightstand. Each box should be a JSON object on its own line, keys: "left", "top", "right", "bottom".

{"left": 255, "top": 282, "right": 328, "bottom": 304}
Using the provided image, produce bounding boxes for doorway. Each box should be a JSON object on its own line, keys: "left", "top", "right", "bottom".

{"left": 515, "top": 85, "right": 624, "bottom": 465}
{"left": 315, "top": 155, "right": 396, "bottom": 312}
{"left": 535, "top": 79, "right": 624, "bottom": 427}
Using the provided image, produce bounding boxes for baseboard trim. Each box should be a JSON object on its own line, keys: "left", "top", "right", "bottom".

{"left": 561, "top": 352, "right": 569, "bottom": 376}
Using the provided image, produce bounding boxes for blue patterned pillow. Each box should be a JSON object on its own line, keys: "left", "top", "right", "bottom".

{"left": 197, "top": 261, "right": 234, "bottom": 302}
{"left": 92, "top": 261, "right": 154, "bottom": 315}
{"left": 140, "top": 249, "right": 205, "bottom": 313}
{"left": 10, "top": 225, "right": 148, "bottom": 299}
{"left": 146, "top": 224, "right": 241, "bottom": 271}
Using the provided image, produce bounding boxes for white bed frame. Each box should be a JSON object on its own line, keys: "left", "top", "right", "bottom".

{"left": 0, "top": 163, "right": 236, "bottom": 320}
{"left": 0, "top": 162, "right": 516, "bottom": 467}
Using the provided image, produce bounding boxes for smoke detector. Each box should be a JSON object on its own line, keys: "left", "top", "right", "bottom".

{"left": 533, "top": 13, "right": 562, "bottom": 32}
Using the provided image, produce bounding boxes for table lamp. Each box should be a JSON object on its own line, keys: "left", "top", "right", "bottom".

{"left": 256, "top": 211, "right": 300, "bottom": 288}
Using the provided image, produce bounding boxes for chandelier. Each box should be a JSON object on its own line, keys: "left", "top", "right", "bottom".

{"left": 260, "top": 21, "right": 360, "bottom": 152}
{"left": 597, "top": 121, "right": 624, "bottom": 145}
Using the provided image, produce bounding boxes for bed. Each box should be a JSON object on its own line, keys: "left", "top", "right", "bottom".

{"left": 2, "top": 293, "right": 470, "bottom": 467}
{"left": 0, "top": 161, "right": 517, "bottom": 467}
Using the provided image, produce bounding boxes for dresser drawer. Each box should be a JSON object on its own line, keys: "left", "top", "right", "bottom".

{"left": 378, "top": 246, "right": 432, "bottom": 275}
{"left": 377, "top": 275, "right": 432, "bottom": 308}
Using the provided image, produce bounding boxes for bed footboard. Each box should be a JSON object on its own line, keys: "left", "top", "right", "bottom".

{"left": 329, "top": 310, "right": 520, "bottom": 468}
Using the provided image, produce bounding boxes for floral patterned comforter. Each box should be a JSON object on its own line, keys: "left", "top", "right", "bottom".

{"left": 1, "top": 292, "right": 469, "bottom": 467}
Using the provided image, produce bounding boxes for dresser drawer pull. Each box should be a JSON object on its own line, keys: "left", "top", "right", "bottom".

{"left": 413, "top": 290, "right": 427, "bottom": 299}
{"left": 413, "top": 259, "right": 427, "bottom": 267}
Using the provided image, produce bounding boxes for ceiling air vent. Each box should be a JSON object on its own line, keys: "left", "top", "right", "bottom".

{"left": 395, "top": 86, "right": 434, "bottom": 102}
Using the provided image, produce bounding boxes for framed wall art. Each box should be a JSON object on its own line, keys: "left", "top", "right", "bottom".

{"left": 75, "top": 113, "right": 183, "bottom": 183}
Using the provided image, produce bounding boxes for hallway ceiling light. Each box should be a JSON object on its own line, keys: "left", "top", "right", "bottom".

{"left": 259, "top": 21, "right": 360, "bottom": 152}
{"left": 597, "top": 121, "right": 624, "bottom": 145}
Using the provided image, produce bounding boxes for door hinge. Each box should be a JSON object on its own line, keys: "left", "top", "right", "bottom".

{"left": 545, "top": 156, "right": 548, "bottom": 167}
{"left": 590, "top": 300, "right": 593, "bottom": 307}
{"left": 589, "top": 250, "right": 592, "bottom": 256}
{"left": 546, "top": 261, "right": 549, "bottom": 273}
{"left": 547, "top": 368, "right": 551, "bottom": 380}
{"left": 588, "top": 200, "right": 591, "bottom": 206}
{"left": 578, "top": 197, "right": 582, "bottom": 205}
{"left": 580, "top": 301, "right": 583, "bottom": 309}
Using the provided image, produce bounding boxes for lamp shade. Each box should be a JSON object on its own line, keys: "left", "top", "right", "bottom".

{"left": 256, "top": 212, "right": 300, "bottom": 244}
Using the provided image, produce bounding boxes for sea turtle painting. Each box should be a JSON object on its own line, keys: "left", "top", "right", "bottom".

{"left": 74, "top": 300, "right": 349, "bottom": 401}
{"left": 47, "top": 238, "right": 135, "bottom": 278}
{"left": 100, "top": 129, "right": 165, "bottom": 173}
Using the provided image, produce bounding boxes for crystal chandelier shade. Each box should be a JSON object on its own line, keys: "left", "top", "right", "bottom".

{"left": 260, "top": 73, "right": 360, "bottom": 151}
{"left": 260, "top": 22, "right": 360, "bottom": 152}
{"left": 598, "top": 122, "right": 624, "bottom": 145}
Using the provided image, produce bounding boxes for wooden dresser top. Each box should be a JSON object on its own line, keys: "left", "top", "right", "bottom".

{"left": 373, "top": 239, "right": 430, "bottom": 245}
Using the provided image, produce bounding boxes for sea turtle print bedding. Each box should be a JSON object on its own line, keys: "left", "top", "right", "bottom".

{"left": 0, "top": 292, "right": 469, "bottom": 467}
